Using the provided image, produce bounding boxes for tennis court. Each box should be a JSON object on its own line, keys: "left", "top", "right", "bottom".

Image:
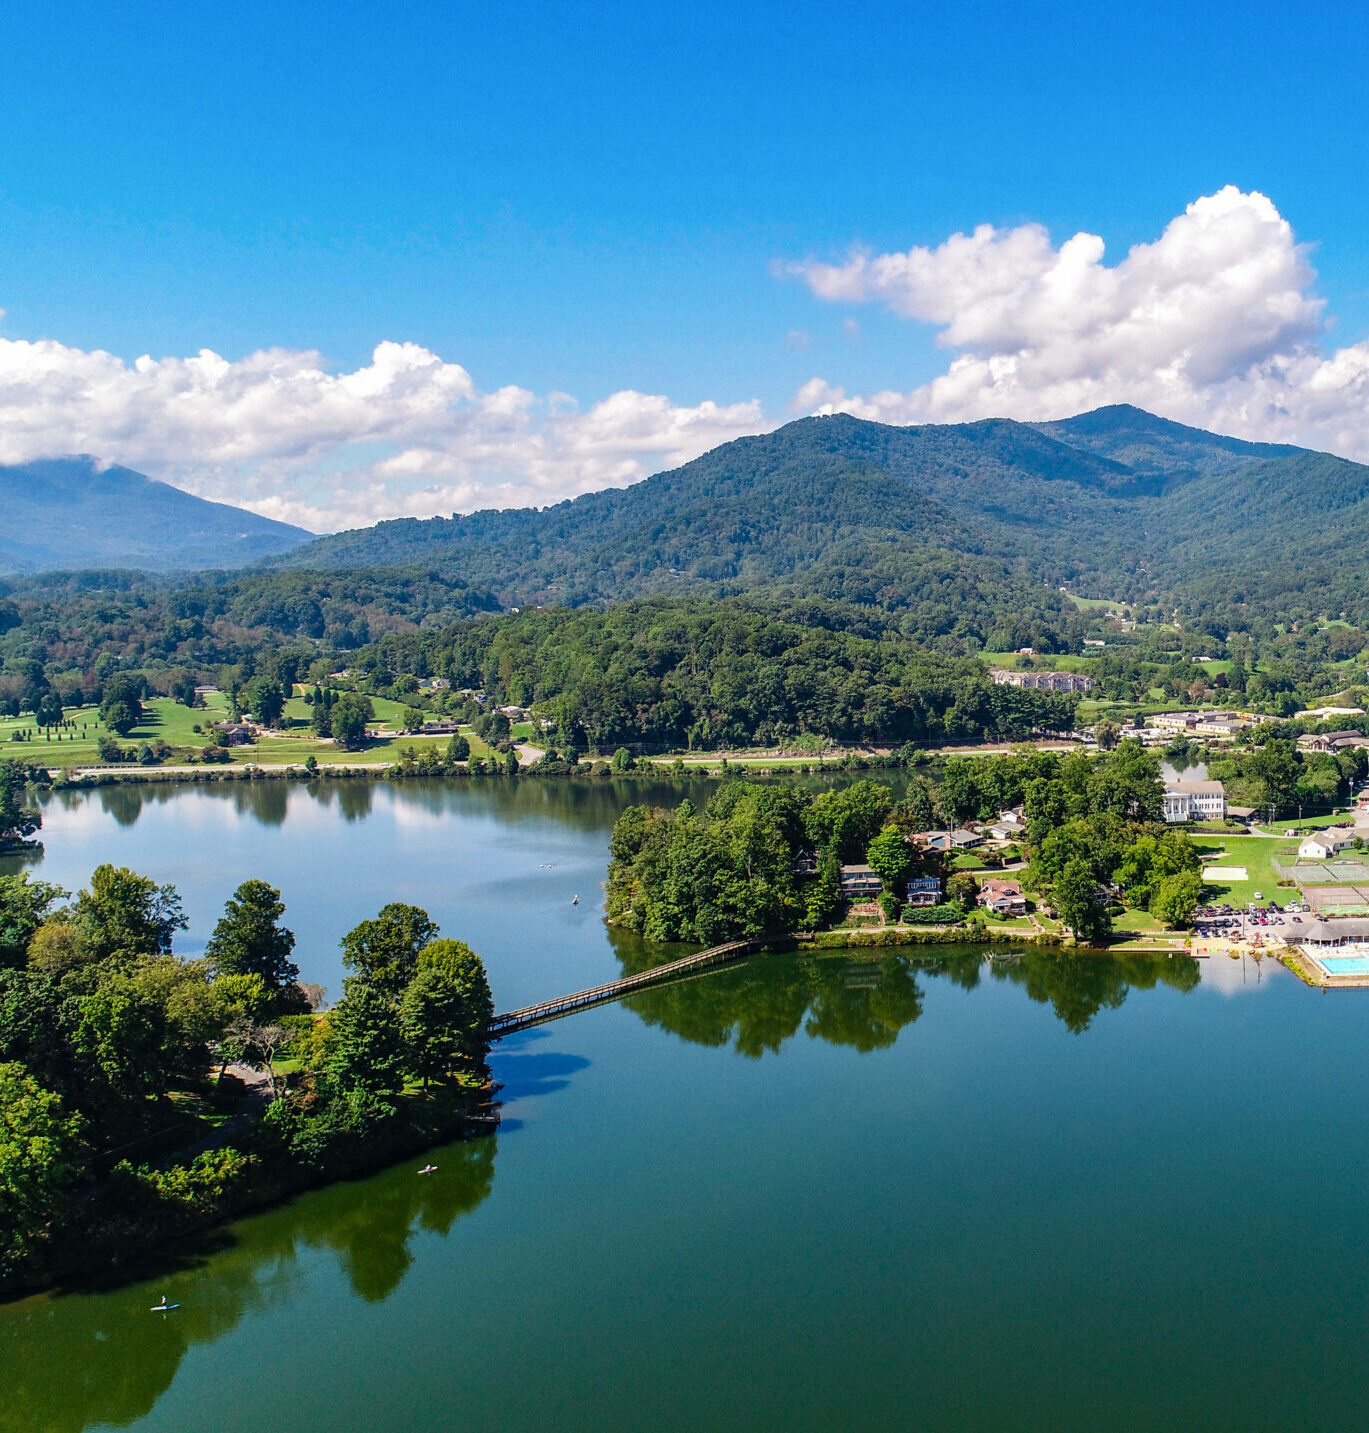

{"left": 1304, "top": 885, "right": 1369, "bottom": 913}
{"left": 1289, "top": 859, "right": 1369, "bottom": 884}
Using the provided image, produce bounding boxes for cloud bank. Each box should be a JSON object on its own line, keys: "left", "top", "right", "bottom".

{"left": 785, "top": 186, "right": 1369, "bottom": 459}
{"left": 0, "top": 336, "right": 767, "bottom": 531}
{"left": 1, "top": 186, "right": 1367, "bottom": 530}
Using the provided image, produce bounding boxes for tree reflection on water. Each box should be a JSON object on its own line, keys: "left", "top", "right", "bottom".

{"left": 0, "top": 1135, "right": 496, "bottom": 1433}
{"left": 614, "top": 932, "right": 1201, "bottom": 1050}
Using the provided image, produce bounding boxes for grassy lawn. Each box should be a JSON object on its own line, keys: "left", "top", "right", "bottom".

{"left": 980, "top": 913, "right": 1037, "bottom": 931}
{"left": 1111, "top": 907, "right": 1165, "bottom": 933}
{"left": 1254, "top": 810, "right": 1355, "bottom": 835}
{"left": 977, "top": 651, "right": 1097, "bottom": 673}
{"left": 2, "top": 695, "right": 230, "bottom": 766}
{"left": 1063, "top": 594, "right": 1126, "bottom": 614}
{"left": 1192, "top": 834, "right": 1293, "bottom": 906}
{"left": 2, "top": 695, "right": 507, "bottom": 770}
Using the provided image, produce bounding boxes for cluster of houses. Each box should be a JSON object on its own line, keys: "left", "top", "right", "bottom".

{"left": 830, "top": 807, "right": 1031, "bottom": 919}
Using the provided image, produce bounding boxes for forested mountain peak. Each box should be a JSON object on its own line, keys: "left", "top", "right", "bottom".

{"left": 0, "top": 456, "right": 314, "bottom": 574}
{"left": 1034, "top": 403, "right": 1306, "bottom": 477}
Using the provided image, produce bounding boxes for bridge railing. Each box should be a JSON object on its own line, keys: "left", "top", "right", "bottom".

{"left": 487, "top": 934, "right": 794, "bottom": 1036}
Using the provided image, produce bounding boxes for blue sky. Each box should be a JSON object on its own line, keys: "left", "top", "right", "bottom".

{"left": 1, "top": 0, "right": 1367, "bottom": 528}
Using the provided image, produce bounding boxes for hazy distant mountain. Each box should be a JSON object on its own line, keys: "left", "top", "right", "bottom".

{"left": 0, "top": 457, "right": 314, "bottom": 573}
{"left": 268, "top": 404, "right": 1354, "bottom": 606}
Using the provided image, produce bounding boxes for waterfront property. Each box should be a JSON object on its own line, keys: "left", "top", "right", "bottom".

{"left": 904, "top": 876, "right": 943, "bottom": 908}
{"left": 839, "top": 863, "right": 883, "bottom": 898}
{"left": 1148, "top": 710, "right": 1251, "bottom": 738}
{"left": 1163, "top": 779, "right": 1226, "bottom": 823}
{"left": 979, "top": 879, "right": 1027, "bottom": 917}
{"left": 1291, "top": 917, "right": 1369, "bottom": 983}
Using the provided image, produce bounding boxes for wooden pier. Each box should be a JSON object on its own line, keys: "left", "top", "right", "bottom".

{"left": 487, "top": 933, "right": 795, "bottom": 1037}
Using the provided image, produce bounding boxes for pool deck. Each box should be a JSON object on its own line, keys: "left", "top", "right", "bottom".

{"left": 1279, "top": 944, "right": 1369, "bottom": 988}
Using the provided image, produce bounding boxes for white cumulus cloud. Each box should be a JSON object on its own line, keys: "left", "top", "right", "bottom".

{"left": 784, "top": 186, "right": 1369, "bottom": 460}
{"left": 0, "top": 333, "right": 768, "bottom": 531}
{"left": 4, "top": 186, "right": 1369, "bottom": 535}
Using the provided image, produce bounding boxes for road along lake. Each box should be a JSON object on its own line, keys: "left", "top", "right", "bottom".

{"left": 3, "top": 777, "right": 1368, "bottom": 1433}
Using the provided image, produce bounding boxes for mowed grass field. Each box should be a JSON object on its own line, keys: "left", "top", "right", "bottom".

{"left": 2, "top": 695, "right": 230, "bottom": 766}
{"left": 1192, "top": 834, "right": 1294, "bottom": 906}
{"left": 2, "top": 692, "right": 498, "bottom": 769}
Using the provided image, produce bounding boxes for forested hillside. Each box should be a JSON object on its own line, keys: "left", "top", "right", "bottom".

{"left": 266, "top": 404, "right": 1369, "bottom": 620}
{"left": 351, "top": 598, "right": 1078, "bottom": 750}
{"left": 0, "top": 567, "right": 500, "bottom": 685}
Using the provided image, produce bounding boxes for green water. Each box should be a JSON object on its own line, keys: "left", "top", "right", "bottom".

{"left": 3, "top": 779, "right": 1368, "bottom": 1432}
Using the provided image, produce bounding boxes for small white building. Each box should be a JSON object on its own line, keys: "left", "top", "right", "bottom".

{"left": 1299, "top": 828, "right": 1356, "bottom": 861}
{"left": 1162, "top": 780, "right": 1226, "bottom": 823}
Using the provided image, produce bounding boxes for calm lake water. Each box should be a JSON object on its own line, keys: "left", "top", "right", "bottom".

{"left": 3, "top": 777, "right": 1369, "bottom": 1433}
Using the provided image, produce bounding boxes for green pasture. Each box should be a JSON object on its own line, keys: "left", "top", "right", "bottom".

{"left": 1062, "top": 594, "right": 1125, "bottom": 614}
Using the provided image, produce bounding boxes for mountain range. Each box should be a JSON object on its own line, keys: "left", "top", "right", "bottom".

{"left": 0, "top": 457, "right": 313, "bottom": 573}
{"left": 268, "top": 404, "right": 1359, "bottom": 610}
{"left": 5, "top": 409, "right": 1367, "bottom": 625}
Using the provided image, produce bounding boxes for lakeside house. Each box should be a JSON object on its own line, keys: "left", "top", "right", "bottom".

{"left": 916, "top": 829, "right": 986, "bottom": 851}
{"left": 840, "top": 864, "right": 883, "bottom": 899}
{"left": 979, "top": 879, "right": 1027, "bottom": 917}
{"left": 989, "top": 669, "right": 1094, "bottom": 693}
{"left": 1162, "top": 779, "right": 1226, "bottom": 823}
{"left": 1299, "top": 827, "right": 1357, "bottom": 861}
{"left": 905, "top": 876, "right": 943, "bottom": 908}
{"left": 987, "top": 808, "right": 1026, "bottom": 841}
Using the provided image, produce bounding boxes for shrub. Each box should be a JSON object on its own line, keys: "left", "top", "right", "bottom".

{"left": 901, "top": 902, "right": 965, "bottom": 925}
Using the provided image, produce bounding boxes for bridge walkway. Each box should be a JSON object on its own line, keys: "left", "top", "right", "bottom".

{"left": 487, "top": 933, "right": 797, "bottom": 1037}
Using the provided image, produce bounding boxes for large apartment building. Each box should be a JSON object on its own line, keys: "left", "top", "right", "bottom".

{"left": 989, "top": 669, "right": 1094, "bottom": 693}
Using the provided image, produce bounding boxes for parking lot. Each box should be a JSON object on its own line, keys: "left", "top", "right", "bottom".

{"left": 1192, "top": 901, "right": 1305, "bottom": 941}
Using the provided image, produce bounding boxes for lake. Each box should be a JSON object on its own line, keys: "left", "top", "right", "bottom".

{"left": 3, "top": 777, "right": 1368, "bottom": 1433}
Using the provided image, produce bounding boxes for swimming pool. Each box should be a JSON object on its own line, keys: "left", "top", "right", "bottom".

{"left": 1314, "top": 953, "right": 1369, "bottom": 975}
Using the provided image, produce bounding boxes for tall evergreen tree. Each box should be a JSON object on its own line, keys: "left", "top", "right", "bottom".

{"left": 324, "top": 982, "right": 405, "bottom": 1096}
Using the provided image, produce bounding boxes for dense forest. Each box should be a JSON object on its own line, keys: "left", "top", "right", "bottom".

{"left": 0, "top": 870, "right": 493, "bottom": 1295}
{"left": 351, "top": 598, "right": 1078, "bottom": 750}
{"left": 268, "top": 405, "right": 1369, "bottom": 617}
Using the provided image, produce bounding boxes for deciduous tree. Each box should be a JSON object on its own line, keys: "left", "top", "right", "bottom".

{"left": 205, "top": 880, "right": 300, "bottom": 995}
